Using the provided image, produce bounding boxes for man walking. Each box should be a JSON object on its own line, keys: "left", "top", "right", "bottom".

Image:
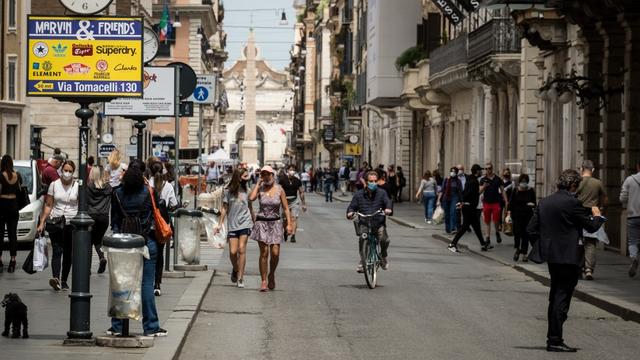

{"left": 575, "top": 160, "right": 607, "bottom": 280}
{"left": 42, "top": 153, "right": 64, "bottom": 188}
{"left": 448, "top": 164, "right": 490, "bottom": 252}
{"left": 279, "top": 165, "right": 306, "bottom": 243}
{"left": 620, "top": 160, "right": 640, "bottom": 277}
{"left": 480, "top": 163, "right": 508, "bottom": 245}
{"left": 527, "top": 169, "right": 605, "bottom": 352}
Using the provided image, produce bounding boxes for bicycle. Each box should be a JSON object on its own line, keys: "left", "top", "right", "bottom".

{"left": 353, "top": 209, "right": 385, "bottom": 289}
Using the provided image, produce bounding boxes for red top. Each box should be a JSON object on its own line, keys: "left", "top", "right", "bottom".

{"left": 42, "top": 163, "right": 59, "bottom": 186}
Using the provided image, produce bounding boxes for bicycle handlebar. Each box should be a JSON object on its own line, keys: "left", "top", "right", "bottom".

{"left": 355, "top": 209, "right": 385, "bottom": 218}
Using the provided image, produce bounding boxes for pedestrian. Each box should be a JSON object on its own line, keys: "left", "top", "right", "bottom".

{"left": 300, "top": 168, "right": 310, "bottom": 192}
{"left": 415, "top": 171, "right": 437, "bottom": 223}
{"left": 506, "top": 174, "right": 536, "bottom": 261}
{"left": 355, "top": 166, "right": 366, "bottom": 191}
{"left": 37, "top": 160, "right": 79, "bottom": 291}
{"left": 108, "top": 159, "right": 167, "bottom": 337}
{"left": 87, "top": 165, "right": 112, "bottom": 274}
{"left": 279, "top": 165, "right": 306, "bottom": 243}
{"left": 619, "top": 160, "right": 640, "bottom": 278}
{"left": 249, "top": 166, "right": 293, "bottom": 292}
{"left": 440, "top": 167, "right": 462, "bottom": 234}
{"left": 456, "top": 164, "right": 467, "bottom": 229}
{"left": 448, "top": 164, "right": 488, "bottom": 252}
{"left": 339, "top": 162, "right": 348, "bottom": 196}
{"left": 396, "top": 166, "right": 406, "bottom": 202}
{"left": 527, "top": 169, "right": 604, "bottom": 352}
{"left": 376, "top": 169, "right": 394, "bottom": 200}
{"left": 42, "top": 153, "right": 64, "bottom": 188}
{"left": 433, "top": 169, "right": 444, "bottom": 215}
{"left": 205, "top": 161, "right": 221, "bottom": 189}
{"left": 216, "top": 168, "right": 254, "bottom": 288}
{"left": 323, "top": 169, "right": 334, "bottom": 202}
{"left": 309, "top": 167, "right": 317, "bottom": 192}
{"left": 480, "top": 162, "right": 508, "bottom": 245}
{"left": 499, "top": 168, "right": 513, "bottom": 231}
{"left": 105, "top": 149, "right": 127, "bottom": 188}
{"left": 0, "top": 155, "right": 23, "bottom": 273}
{"left": 349, "top": 166, "right": 358, "bottom": 192}
{"left": 575, "top": 160, "right": 607, "bottom": 280}
{"left": 387, "top": 165, "right": 399, "bottom": 202}
{"left": 147, "top": 158, "right": 178, "bottom": 296}
{"left": 86, "top": 155, "right": 95, "bottom": 179}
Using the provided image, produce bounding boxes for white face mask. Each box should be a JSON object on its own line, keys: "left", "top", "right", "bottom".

{"left": 288, "top": 170, "right": 296, "bottom": 177}
{"left": 450, "top": 172, "right": 456, "bottom": 177}
{"left": 62, "top": 171, "right": 73, "bottom": 181}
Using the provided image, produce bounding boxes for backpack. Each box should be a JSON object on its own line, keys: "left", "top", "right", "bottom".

{"left": 113, "top": 191, "right": 143, "bottom": 236}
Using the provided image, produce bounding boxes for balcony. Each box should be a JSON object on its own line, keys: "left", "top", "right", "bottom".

{"left": 467, "top": 18, "right": 521, "bottom": 85}
{"left": 428, "top": 35, "right": 471, "bottom": 93}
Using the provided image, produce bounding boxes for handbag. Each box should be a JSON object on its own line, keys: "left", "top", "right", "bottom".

{"left": 148, "top": 186, "right": 173, "bottom": 245}
{"left": 22, "top": 250, "right": 36, "bottom": 274}
{"left": 46, "top": 216, "right": 66, "bottom": 234}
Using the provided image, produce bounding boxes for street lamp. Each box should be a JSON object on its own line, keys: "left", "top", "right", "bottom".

{"left": 280, "top": 10, "right": 288, "bottom": 26}
{"left": 173, "top": 11, "right": 182, "bottom": 28}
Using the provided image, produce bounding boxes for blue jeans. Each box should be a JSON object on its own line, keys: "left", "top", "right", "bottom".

{"left": 443, "top": 196, "right": 459, "bottom": 233}
{"left": 111, "top": 238, "right": 160, "bottom": 335}
{"left": 423, "top": 192, "right": 436, "bottom": 220}
{"left": 324, "top": 184, "right": 333, "bottom": 202}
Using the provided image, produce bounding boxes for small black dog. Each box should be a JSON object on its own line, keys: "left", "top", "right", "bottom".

{"left": 1, "top": 293, "right": 28, "bottom": 339}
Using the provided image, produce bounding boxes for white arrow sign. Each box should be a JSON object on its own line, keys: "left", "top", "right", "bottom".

{"left": 188, "top": 74, "right": 217, "bottom": 104}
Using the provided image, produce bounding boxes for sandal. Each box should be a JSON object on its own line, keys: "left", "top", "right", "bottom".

{"left": 268, "top": 273, "right": 275, "bottom": 290}
{"left": 259, "top": 280, "right": 268, "bottom": 292}
{"left": 8, "top": 259, "right": 17, "bottom": 273}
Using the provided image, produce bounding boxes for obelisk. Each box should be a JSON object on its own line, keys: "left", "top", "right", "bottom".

{"left": 242, "top": 29, "right": 259, "bottom": 165}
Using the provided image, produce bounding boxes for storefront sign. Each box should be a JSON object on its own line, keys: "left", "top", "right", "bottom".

{"left": 431, "top": 0, "right": 465, "bottom": 25}
{"left": 345, "top": 143, "right": 362, "bottom": 156}
{"left": 26, "top": 16, "right": 143, "bottom": 98}
{"left": 98, "top": 143, "right": 117, "bottom": 157}
{"left": 104, "top": 66, "right": 175, "bottom": 116}
{"left": 457, "top": 0, "right": 481, "bottom": 13}
{"left": 323, "top": 125, "right": 335, "bottom": 142}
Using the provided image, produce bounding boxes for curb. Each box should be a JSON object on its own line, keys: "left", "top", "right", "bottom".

{"left": 142, "top": 269, "right": 216, "bottom": 360}
{"left": 432, "top": 234, "right": 640, "bottom": 324}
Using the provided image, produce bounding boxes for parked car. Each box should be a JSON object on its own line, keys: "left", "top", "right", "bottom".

{"left": 2, "top": 160, "right": 44, "bottom": 245}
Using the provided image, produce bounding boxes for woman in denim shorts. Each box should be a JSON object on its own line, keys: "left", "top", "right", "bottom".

{"left": 215, "top": 168, "right": 254, "bottom": 288}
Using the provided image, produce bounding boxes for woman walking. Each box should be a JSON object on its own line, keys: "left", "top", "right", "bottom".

{"left": 147, "top": 158, "right": 177, "bottom": 296}
{"left": 216, "top": 168, "right": 254, "bottom": 288}
{"left": 396, "top": 166, "right": 406, "bottom": 202}
{"left": 0, "top": 155, "right": 23, "bottom": 273}
{"left": 37, "top": 160, "right": 79, "bottom": 291}
{"left": 416, "top": 171, "right": 437, "bottom": 224}
{"left": 387, "top": 165, "right": 399, "bottom": 202}
{"left": 249, "top": 166, "right": 292, "bottom": 292}
{"left": 87, "top": 166, "right": 112, "bottom": 274}
{"left": 441, "top": 167, "right": 462, "bottom": 234}
{"left": 105, "top": 149, "right": 127, "bottom": 188}
{"left": 108, "top": 159, "right": 166, "bottom": 337}
{"left": 506, "top": 174, "right": 536, "bottom": 261}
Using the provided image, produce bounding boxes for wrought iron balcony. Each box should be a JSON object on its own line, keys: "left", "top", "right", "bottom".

{"left": 429, "top": 35, "right": 468, "bottom": 77}
{"left": 468, "top": 18, "right": 521, "bottom": 65}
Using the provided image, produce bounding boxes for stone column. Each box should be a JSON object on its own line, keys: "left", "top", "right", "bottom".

{"left": 242, "top": 30, "right": 259, "bottom": 165}
{"left": 621, "top": 14, "right": 640, "bottom": 174}
{"left": 598, "top": 20, "right": 626, "bottom": 251}
{"left": 497, "top": 87, "right": 508, "bottom": 167}
{"left": 483, "top": 86, "right": 494, "bottom": 163}
{"left": 534, "top": 56, "right": 545, "bottom": 198}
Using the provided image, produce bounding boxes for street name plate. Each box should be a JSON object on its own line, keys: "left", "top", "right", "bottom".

{"left": 98, "top": 143, "right": 116, "bottom": 157}
{"left": 104, "top": 66, "right": 175, "bottom": 116}
{"left": 26, "top": 16, "right": 143, "bottom": 98}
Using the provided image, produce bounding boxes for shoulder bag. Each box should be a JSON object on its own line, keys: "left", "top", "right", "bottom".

{"left": 148, "top": 186, "right": 173, "bottom": 244}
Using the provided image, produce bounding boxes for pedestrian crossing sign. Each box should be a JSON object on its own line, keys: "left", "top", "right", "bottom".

{"left": 188, "top": 74, "right": 216, "bottom": 104}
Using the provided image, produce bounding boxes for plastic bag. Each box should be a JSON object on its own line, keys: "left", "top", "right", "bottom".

{"left": 32, "top": 235, "right": 49, "bottom": 271}
{"left": 202, "top": 212, "right": 226, "bottom": 249}
{"left": 432, "top": 205, "right": 445, "bottom": 224}
{"left": 103, "top": 246, "right": 149, "bottom": 321}
{"left": 178, "top": 215, "right": 201, "bottom": 264}
{"left": 584, "top": 225, "right": 609, "bottom": 244}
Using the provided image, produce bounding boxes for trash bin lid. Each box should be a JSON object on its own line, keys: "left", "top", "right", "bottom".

{"left": 198, "top": 207, "right": 221, "bottom": 215}
{"left": 103, "top": 233, "right": 147, "bottom": 248}
{"left": 175, "top": 208, "right": 204, "bottom": 218}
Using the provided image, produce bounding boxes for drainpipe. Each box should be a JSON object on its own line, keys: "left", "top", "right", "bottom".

{"left": 1, "top": 0, "right": 5, "bottom": 100}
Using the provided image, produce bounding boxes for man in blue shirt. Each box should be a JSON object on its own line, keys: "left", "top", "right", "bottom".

{"left": 347, "top": 171, "right": 393, "bottom": 272}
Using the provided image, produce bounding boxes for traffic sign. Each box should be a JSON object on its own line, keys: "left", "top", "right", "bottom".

{"left": 98, "top": 144, "right": 116, "bottom": 157}
{"left": 167, "top": 62, "right": 197, "bottom": 100}
{"left": 187, "top": 75, "right": 216, "bottom": 104}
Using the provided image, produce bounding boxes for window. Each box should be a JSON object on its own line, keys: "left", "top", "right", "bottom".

{"left": 8, "top": 0, "right": 16, "bottom": 29}
{"left": 6, "top": 125, "right": 17, "bottom": 158}
{"left": 8, "top": 56, "right": 17, "bottom": 101}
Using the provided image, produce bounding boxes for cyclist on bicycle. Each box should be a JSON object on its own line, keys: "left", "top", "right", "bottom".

{"left": 347, "top": 171, "right": 393, "bottom": 273}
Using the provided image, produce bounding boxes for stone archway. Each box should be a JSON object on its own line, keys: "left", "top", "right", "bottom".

{"left": 235, "top": 125, "right": 265, "bottom": 166}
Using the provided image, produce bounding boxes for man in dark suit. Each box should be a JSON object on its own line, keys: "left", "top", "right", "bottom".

{"left": 527, "top": 169, "right": 605, "bottom": 352}
{"left": 448, "top": 164, "right": 489, "bottom": 252}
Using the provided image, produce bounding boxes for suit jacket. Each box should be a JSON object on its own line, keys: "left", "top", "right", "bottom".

{"left": 461, "top": 174, "right": 480, "bottom": 209}
{"left": 526, "top": 190, "right": 605, "bottom": 265}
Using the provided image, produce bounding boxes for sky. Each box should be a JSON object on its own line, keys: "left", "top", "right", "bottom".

{"left": 223, "top": 0, "right": 296, "bottom": 71}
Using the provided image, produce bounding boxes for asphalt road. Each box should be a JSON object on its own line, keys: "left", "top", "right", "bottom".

{"left": 179, "top": 194, "right": 640, "bottom": 360}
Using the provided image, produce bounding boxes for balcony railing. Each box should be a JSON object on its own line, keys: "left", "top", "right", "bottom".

{"left": 468, "top": 18, "right": 521, "bottom": 65}
{"left": 429, "top": 35, "right": 467, "bottom": 76}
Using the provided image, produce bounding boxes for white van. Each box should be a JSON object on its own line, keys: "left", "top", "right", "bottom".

{"left": 1, "top": 160, "right": 44, "bottom": 245}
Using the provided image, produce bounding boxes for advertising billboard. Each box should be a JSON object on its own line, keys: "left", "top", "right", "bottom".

{"left": 104, "top": 66, "right": 176, "bottom": 116}
{"left": 26, "top": 16, "right": 143, "bottom": 98}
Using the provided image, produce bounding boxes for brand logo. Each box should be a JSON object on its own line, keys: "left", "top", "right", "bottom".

{"left": 94, "top": 60, "right": 110, "bottom": 79}
{"left": 96, "top": 45, "right": 138, "bottom": 57}
{"left": 96, "top": 60, "right": 108, "bottom": 72}
{"left": 435, "top": 0, "right": 462, "bottom": 23}
{"left": 63, "top": 63, "right": 91, "bottom": 75}
{"left": 143, "top": 70, "right": 158, "bottom": 89}
{"left": 52, "top": 43, "right": 67, "bottom": 57}
{"left": 43, "top": 61, "right": 53, "bottom": 71}
{"left": 32, "top": 61, "right": 60, "bottom": 77}
{"left": 72, "top": 44, "right": 93, "bottom": 57}
{"left": 33, "top": 63, "right": 40, "bottom": 70}
{"left": 33, "top": 42, "right": 49, "bottom": 58}
{"left": 114, "top": 64, "right": 138, "bottom": 72}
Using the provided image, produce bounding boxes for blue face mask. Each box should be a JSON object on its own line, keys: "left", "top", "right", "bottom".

{"left": 367, "top": 182, "right": 378, "bottom": 191}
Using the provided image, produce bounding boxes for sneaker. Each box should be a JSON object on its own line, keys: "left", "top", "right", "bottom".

{"left": 145, "top": 328, "right": 168, "bottom": 337}
{"left": 356, "top": 264, "right": 364, "bottom": 273}
{"left": 61, "top": 281, "right": 70, "bottom": 291}
{"left": 237, "top": 279, "right": 245, "bottom": 288}
{"left": 231, "top": 270, "right": 238, "bottom": 283}
{"left": 49, "top": 278, "right": 61, "bottom": 291}
{"left": 380, "top": 257, "right": 389, "bottom": 270}
{"left": 290, "top": 235, "right": 296, "bottom": 243}
{"left": 513, "top": 249, "right": 520, "bottom": 262}
{"left": 106, "top": 327, "right": 121, "bottom": 336}
{"left": 481, "top": 243, "right": 493, "bottom": 252}
{"left": 496, "top": 233, "right": 502, "bottom": 244}
{"left": 154, "top": 284, "right": 162, "bottom": 296}
{"left": 448, "top": 243, "right": 459, "bottom": 253}
{"left": 283, "top": 234, "right": 288, "bottom": 242}
{"left": 629, "top": 258, "right": 639, "bottom": 278}
{"left": 98, "top": 258, "right": 107, "bottom": 274}
{"left": 585, "top": 271, "right": 594, "bottom": 281}
{"left": 522, "top": 255, "right": 529, "bottom": 262}
{"left": 427, "top": 220, "right": 432, "bottom": 225}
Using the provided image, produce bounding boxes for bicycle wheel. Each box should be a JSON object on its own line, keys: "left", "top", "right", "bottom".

{"left": 363, "top": 238, "right": 378, "bottom": 289}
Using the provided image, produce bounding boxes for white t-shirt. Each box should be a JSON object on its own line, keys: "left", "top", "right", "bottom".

{"left": 106, "top": 163, "right": 127, "bottom": 188}
{"left": 300, "top": 172, "right": 310, "bottom": 182}
{"left": 48, "top": 179, "right": 79, "bottom": 223}
{"left": 149, "top": 177, "right": 178, "bottom": 208}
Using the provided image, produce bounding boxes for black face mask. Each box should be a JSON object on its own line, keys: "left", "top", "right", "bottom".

{"left": 240, "top": 180, "right": 248, "bottom": 186}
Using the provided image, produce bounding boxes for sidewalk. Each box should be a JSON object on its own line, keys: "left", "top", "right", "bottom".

{"left": 330, "top": 191, "right": 640, "bottom": 323}
{"left": 0, "top": 241, "right": 224, "bottom": 360}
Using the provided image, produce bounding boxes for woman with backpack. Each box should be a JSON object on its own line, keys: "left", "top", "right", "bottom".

{"left": 0, "top": 155, "right": 24, "bottom": 273}
{"left": 87, "top": 166, "right": 112, "bottom": 274}
{"left": 108, "top": 159, "right": 167, "bottom": 337}
{"left": 37, "top": 160, "right": 79, "bottom": 291}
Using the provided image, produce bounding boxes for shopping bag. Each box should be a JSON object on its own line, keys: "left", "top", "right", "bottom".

{"left": 583, "top": 225, "right": 609, "bottom": 244}
{"left": 432, "top": 205, "right": 445, "bottom": 225}
{"left": 32, "top": 235, "right": 49, "bottom": 271}
{"left": 503, "top": 216, "right": 513, "bottom": 236}
{"left": 22, "top": 250, "right": 36, "bottom": 274}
